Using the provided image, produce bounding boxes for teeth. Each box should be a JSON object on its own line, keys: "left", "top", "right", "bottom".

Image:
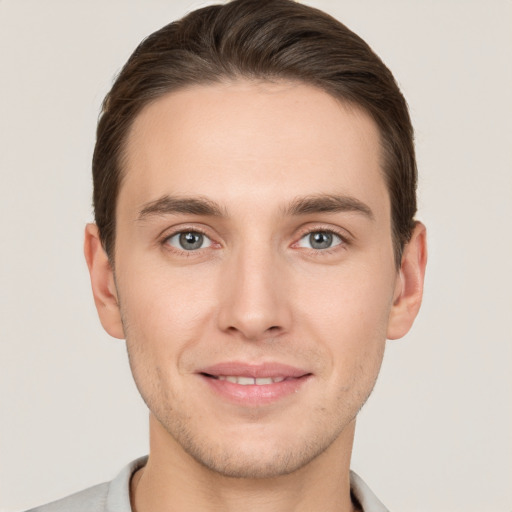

{"left": 216, "top": 376, "right": 286, "bottom": 385}
{"left": 255, "top": 377, "right": 272, "bottom": 385}
{"left": 238, "top": 377, "right": 255, "bottom": 385}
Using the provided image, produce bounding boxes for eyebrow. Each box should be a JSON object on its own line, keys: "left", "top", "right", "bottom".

{"left": 137, "top": 193, "right": 374, "bottom": 221}
{"left": 137, "top": 195, "right": 226, "bottom": 220}
{"left": 283, "top": 194, "right": 374, "bottom": 220}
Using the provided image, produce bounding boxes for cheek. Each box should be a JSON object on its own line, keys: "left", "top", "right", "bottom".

{"left": 304, "top": 274, "right": 390, "bottom": 414}
{"left": 116, "top": 258, "right": 222, "bottom": 379}
{"left": 298, "top": 261, "right": 395, "bottom": 332}
{"left": 119, "top": 258, "right": 212, "bottom": 329}
{"left": 118, "top": 266, "right": 211, "bottom": 408}
{"left": 295, "top": 261, "right": 395, "bottom": 375}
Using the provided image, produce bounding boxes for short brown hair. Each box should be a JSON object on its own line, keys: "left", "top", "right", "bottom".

{"left": 93, "top": 0, "right": 417, "bottom": 266}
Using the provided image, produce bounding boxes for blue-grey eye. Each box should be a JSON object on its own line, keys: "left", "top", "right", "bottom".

{"left": 167, "top": 231, "right": 212, "bottom": 251}
{"left": 298, "top": 231, "right": 342, "bottom": 250}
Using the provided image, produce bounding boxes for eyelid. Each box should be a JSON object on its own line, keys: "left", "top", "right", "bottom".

{"left": 293, "top": 224, "right": 351, "bottom": 244}
{"left": 160, "top": 224, "right": 220, "bottom": 253}
{"left": 158, "top": 223, "right": 351, "bottom": 254}
{"left": 297, "top": 230, "right": 343, "bottom": 249}
{"left": 166, "top": 231, "right": 213, "bottom": 250}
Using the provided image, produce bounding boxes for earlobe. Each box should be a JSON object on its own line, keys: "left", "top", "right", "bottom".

{"left": 387, "top": 222, "right": 427, "bottom": 340}
{"left": 84, "top": 224, "right": 125, "bottom": 339}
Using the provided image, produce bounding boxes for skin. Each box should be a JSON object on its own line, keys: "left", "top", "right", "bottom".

{"left": 85, "top": 80, "right": 427, "bottom": 512}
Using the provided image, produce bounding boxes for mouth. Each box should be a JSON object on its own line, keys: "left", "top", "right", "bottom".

{"left": 201, "top": 374, "right": 289, "bottom": 385}
{"left": 197, "top": 363, "right": 312, "bottom": 405}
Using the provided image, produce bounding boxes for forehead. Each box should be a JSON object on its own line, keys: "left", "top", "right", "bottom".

{"left": 120, "top": 80, "right": 387, "bottom": 217}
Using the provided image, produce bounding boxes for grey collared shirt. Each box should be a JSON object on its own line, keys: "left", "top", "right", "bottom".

{"left": 26, "top": 456, "right": 389, "bottom": 512}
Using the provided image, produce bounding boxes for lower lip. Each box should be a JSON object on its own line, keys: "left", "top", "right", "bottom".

{"left": 199, "top": 374, "right": 311, "bottom": 406}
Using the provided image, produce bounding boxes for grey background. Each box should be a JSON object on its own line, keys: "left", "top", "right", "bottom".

{"left": 1, "top": 1, "right": 511, "bottom": 510}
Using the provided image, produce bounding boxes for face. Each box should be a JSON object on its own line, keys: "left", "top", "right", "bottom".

{"left": 91, "top": 80, "right": 418, "bottom": 479}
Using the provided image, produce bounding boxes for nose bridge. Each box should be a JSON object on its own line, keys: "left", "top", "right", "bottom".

{"left": 217, "top": 236, "right": 290, "bottom": 340}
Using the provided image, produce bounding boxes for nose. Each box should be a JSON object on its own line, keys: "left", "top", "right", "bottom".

{"left": 216, "top": 245, "right": 292, "bottom": 342}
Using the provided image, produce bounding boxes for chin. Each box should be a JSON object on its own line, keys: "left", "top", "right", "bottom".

{"left": 184, "top": 440, "right": 321, "bottom": 479}
{"left": 159, "top": 414, "right": 347, "bottom": 480}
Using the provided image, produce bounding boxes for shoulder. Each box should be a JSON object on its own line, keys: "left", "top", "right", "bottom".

{"left": 23, "top": 456, "right": 148, "bottom": 512}
{"left": 24, "top": 482, "right": 109, "bottom": 512}
{"left": 350, "top": 471, "right": 390, "bottom": 512}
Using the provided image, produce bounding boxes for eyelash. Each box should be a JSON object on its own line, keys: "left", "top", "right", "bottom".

{"left": 160, "top": 226, "right": 350, "bottom": 256}
{"left": 294, "top": 227, "right": 349, "bottom": 254}
{"left": 161, "top": 226, "right": 215, "bottom": 255}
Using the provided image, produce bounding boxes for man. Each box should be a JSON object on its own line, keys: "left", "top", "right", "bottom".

{"left": 29, "top": 0, "right": 427, "bottom": 510}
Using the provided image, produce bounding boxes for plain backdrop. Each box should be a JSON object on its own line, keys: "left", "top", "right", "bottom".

{"left": 1, "top": 1, "right": 511, "bottom": 511}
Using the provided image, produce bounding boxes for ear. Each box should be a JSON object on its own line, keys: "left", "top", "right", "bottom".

{"left": 84, "top": 223, "right": 125, "bottom": 339}
{"left": 387, "top": 222, "right": 427, "bottom": 340}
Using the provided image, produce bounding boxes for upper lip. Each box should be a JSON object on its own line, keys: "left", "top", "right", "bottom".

{"left": 198, "top": 362, "right": 311, "bottom": 379}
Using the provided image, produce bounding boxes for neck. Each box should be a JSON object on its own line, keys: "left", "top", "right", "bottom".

{"left": 131, "top": 415, "right": 358, "bottom": 512}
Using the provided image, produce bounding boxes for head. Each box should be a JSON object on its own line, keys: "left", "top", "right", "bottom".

{"left": 93, "top": 0, "right": 417, "bottom": 268}
{"left": 85, "top": 0, "right": 426, "bottom": 481}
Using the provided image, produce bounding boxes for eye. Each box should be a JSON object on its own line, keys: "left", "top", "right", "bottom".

{"left": 166, "top": 231, "right": 212, "bottom": 251}
{"left": 297, "top": 231, "right": 343, "bottom": 250}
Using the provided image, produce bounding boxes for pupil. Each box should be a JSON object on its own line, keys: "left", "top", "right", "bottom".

{"left": 310, "top": 232, "right": 332, "bottom": 249}
{"left": 179, "top": 232, "right": 203, "bottom": 250}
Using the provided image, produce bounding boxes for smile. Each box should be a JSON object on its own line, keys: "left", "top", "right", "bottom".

{"left": 197, "top": 363, "right": 312, "bottom": 405}
{"left": 208, "top": 375, "right": 287, "bottom": 385}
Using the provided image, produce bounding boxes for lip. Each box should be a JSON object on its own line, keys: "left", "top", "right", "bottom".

{"left": 199, "top": 362, "right": 310, "bottom": 379}
{"left": 197, "top": 362, "right": 312, "bottom": 406}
